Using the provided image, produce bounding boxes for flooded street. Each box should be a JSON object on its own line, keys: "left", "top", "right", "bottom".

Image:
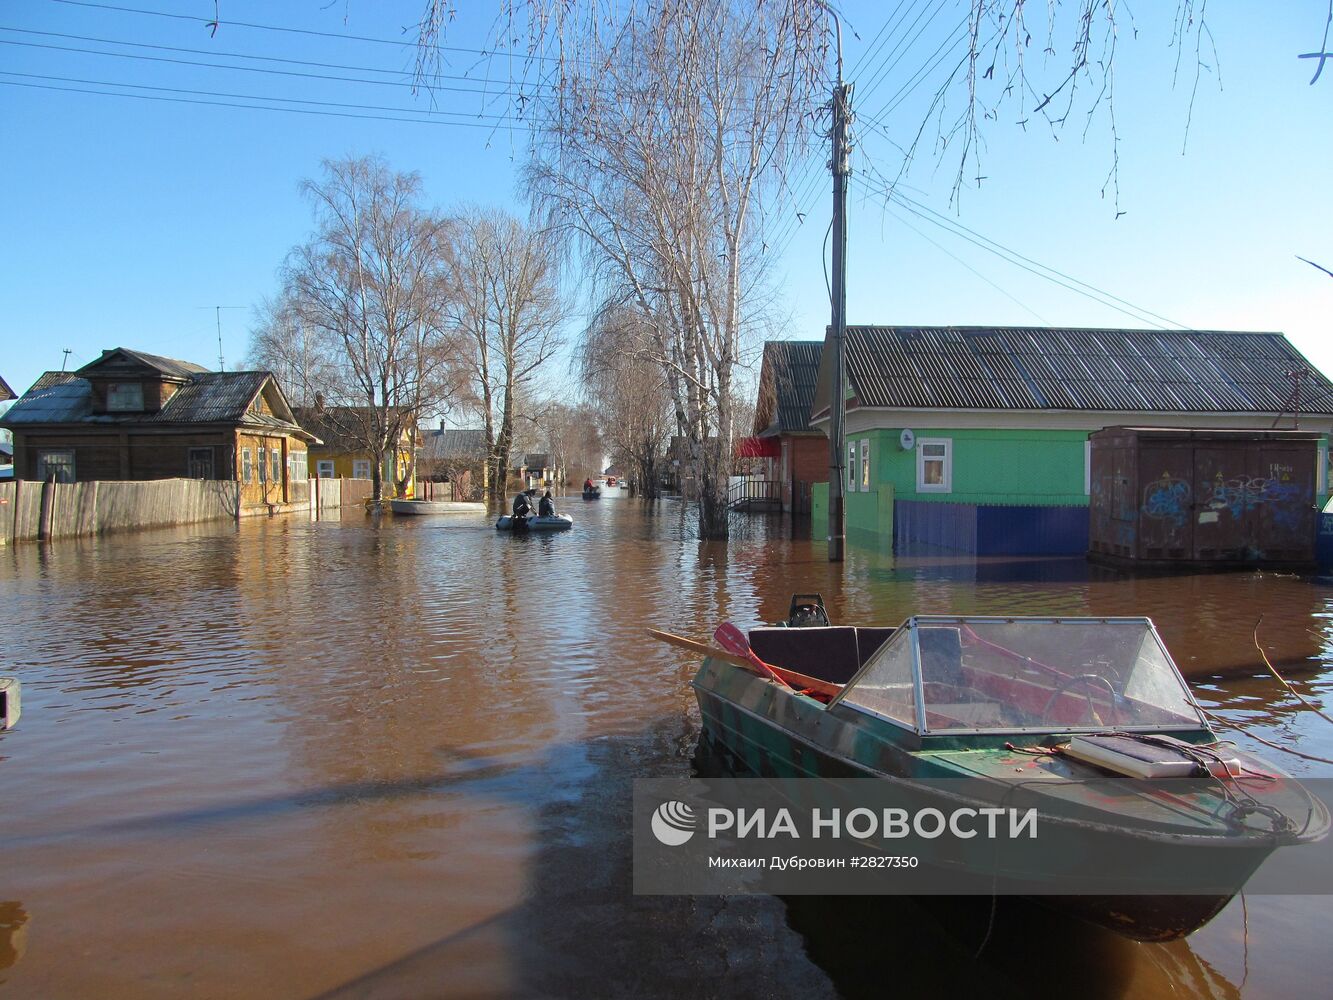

{"left": 3, "top": 494, "right": 1332, "bottom": 998}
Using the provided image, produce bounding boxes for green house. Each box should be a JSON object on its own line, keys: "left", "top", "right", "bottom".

{"left": 809, "top": 326, "right": 1333, "bottom": 555}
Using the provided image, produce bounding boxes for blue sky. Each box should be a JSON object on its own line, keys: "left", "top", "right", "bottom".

{"left": 2, "top": 1, "right": 1330, "bottom": 408}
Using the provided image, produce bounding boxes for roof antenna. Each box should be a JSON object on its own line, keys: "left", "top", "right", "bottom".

{"left": 197, "top": 305, "right": 245, "bottom": 371}
{"left": 61, "top": 348, "right": 72, "bottom": 372}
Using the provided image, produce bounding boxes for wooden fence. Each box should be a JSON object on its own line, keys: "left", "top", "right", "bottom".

{"left": 0, "top": 476, "right": 384, "bottom": 544}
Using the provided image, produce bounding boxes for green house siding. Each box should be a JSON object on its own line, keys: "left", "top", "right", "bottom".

{"left": 833, "top": 427, "right": 1088, "bottom": 540}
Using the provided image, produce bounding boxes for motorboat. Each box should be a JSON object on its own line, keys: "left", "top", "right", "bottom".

{"left": 679, "top": 609, "right": 1328, "bottom": 942}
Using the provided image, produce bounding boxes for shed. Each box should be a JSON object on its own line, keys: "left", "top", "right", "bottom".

{"left": 1089, "top": 426, "right": 1320, "bottom": 569}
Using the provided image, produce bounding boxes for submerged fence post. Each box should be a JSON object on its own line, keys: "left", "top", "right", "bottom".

{"left": 37, "top": 478, "right": 55, "bottom": 541}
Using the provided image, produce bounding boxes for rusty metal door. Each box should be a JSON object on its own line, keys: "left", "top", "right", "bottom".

{"left": 1254, "top": 444, "right": 1315, "bottom": 561}
{"left": 1191, "top": 447, "right": 1250, "bottom": 561}
{"left": 1138, "top": 446, "right": 1192, "bottom": 560}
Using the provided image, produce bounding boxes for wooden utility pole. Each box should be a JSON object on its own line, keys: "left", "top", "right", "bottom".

{"left": 827, "top": 22, "right": 852, "bottom": 562}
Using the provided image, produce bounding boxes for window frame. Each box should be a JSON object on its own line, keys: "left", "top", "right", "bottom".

{"left": 36, "top": 449, "right": 76, "bottom": 483}
{"left": 105, "top": 381, "right": 145, "bottom": 412}
{"left": 316, "top": 460, "right": 335, "bottom": 479}
{"left": 241, "top": 447, "right": 253, "bottom": 484}
{"left": 270, "top": 445, "right": 282, "bottom": 485}
{"left": 916, "top": 438, "right": 952, "bottom": 493}
{"left": 860, "top": 439, "right": 870, "bottom": 491}
{"left": 847, "top": 443, "right": 857, "bottom": 493}
{"left": 352, "top": 459, "right": 372, "bottom": 480}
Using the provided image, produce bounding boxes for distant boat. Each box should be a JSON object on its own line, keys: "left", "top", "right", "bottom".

{"left": 582, "top": 487, "right": 602, "bottom": 499}
{"left": 495, "top": 513, "right": 574, "bottom": 532}
{"left": 388, "top": 498, "right": 485, "bottom": 514}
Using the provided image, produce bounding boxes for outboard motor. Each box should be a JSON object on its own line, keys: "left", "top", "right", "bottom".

{"left": 786, "top": 593, "right": 830, "bottom": 628}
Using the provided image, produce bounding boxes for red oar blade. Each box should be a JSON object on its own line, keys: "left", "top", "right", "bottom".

{"left": 713, "top": 622, "right": 791, "bottom": 687}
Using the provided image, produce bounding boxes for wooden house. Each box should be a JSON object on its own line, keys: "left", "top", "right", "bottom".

{"left": 0, "top": 348, "right": 316, "bottom": 513}
{"left": 417, "top": 426, "right": 486, "bottom": 500}
{"left": 292, "top": 405, "right": 416, "bottom": 496}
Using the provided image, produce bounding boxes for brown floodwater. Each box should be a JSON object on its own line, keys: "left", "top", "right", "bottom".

{"left": 2, "top": 494, "right": 1332, "bottom": 998}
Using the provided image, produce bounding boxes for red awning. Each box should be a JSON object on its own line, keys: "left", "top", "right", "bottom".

{"left": 735, "top": 436, "right": 780, "bottom": 458}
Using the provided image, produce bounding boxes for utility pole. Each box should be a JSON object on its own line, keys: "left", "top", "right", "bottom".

{"left": 60, "top": 349, "right": 72, "bottom": 372}
{"left": 198, "top": 305, "right": 245, "bottom": 371}
{"left": 827, "top": 20, "right": 853, "bottom": 563}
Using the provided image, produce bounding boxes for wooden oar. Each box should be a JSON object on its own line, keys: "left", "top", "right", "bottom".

{"left": 645, "top": 627, "right": 841, "bottom": 699}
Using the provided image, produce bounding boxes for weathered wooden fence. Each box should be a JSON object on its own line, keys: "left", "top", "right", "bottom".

{"left": 0, "top": 478, "right": 243, "bottom": 544}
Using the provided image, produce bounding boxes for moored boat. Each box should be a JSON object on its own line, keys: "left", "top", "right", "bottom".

{"left": 684, "top": 612, "right": 1329, "bottom": 942}
{"left": 495, "top": 513, "right": 574, "bottom": 532}
{"left": 388, "top": 498, "right": 486, "bottom": 514}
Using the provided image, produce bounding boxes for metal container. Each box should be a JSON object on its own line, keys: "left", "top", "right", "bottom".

{"left": 1089, "top": 427, "right": 1320, "bottom": 568}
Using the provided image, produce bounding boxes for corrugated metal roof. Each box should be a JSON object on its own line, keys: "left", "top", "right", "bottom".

{"left": 837, "top": 326, "right": 1333, "bottom": 414}
{"left": 0, "top": 374, "right": 14, "bottom": 401}
{"left": 755, "top": 340, "right": 823, "bottom": 434}
{"left": 1, "top": 369, "right": 308, "bottom": 436}
{"left": 77, "top": 347, "right": 209, "bottom": 379}
{"left": 524, "top": 453, "right": 551, "bottom": 468}
{"left": 420, "top": 428, "right": 487, "bottom": 460}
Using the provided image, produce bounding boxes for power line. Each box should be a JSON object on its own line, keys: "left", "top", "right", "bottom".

{"left": 852, "top": 173, "right": 1186, "bottom": 331}
{"left": 0, "top": 79, "right": 543, "bottom": 131}
{"left": 0, "top": 70, "right": 532, "bottom": 124}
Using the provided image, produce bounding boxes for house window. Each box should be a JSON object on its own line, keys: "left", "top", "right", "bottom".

{"left": 106, "top": 382, "right": 144, "bottom": 412}
{"left": 860, "top": 439, "right": 870, "bottom": 491}
{"left": 270, "top": 446, "right": 282, "bottom": 484}
{"left": 847, "top": 443, "right": 857, "bottom": 492}
{"left": 36, "top": 449, "right": 75, "bottom": 483}
{"left": 290, "top": 452, "right": 307, "bottom": 483}
{"left": 258, "top": 446, "right": 268, "bottom": 483}
{"left": 241, "top": 447, "right": 253, "bottom": 484}
{"left": 317, "top": 460, "right": 335, "bottom": 479}
{"left": 917, "top": 439, "right": 952, "bottom": 493}
{"left": 352, "top": 459, "right": 372, "bottom": 480}
{"left": 188, "top": 447, "right": 214, "bottom": 480}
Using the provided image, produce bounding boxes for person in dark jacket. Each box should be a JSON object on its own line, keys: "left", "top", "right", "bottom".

{"left": 539, "top": 490, "right": 555, "bottom": 517}
{"left": 512, "top": 491, "right": 533, "bottom": 518}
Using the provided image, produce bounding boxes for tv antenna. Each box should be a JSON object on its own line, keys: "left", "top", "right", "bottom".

{"left": 197, "top": 305, "right": 245, "bottom": 371}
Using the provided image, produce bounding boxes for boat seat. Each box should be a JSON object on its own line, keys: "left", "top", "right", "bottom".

{"left": 749, "top": 626, "right": 864, "bottom": 685}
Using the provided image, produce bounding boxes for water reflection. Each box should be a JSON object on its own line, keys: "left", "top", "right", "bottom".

{"left": 0, "top": 902, "right": 28, "bottom": 977}
{"left": 0, "top": 501, "right": 1330, "bottom": 996}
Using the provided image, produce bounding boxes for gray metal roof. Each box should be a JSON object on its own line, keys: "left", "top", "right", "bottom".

{"left": 524, "top": 453, "right": 551, "bottom": 469}
{"left": 0, "top": 374, "right": 13, "bottom": 401}
{"left": 814, "top": 326, "right": 1333, "bottom": 415}
{"left": 77, "top": 347, "right": 209, "bottom": 379}
{"left": 1, "top": 368, "right": 309, "bottom": 436}
{"left": 420, "top": 427, "right": 487, "bottom": 460}
{"left": 755, "top": 340, "right": 823, "bottom": 434}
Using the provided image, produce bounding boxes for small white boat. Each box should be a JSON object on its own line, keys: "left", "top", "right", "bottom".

{"left": 389, "top": 498, "right": 486, "bottom": 515}
{"left": 495, "top": 513, "right": 574, "bottom": 532}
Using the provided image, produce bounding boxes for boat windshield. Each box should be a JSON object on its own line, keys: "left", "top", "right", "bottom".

{"left": 835, "top": 617, "right": 1207, "bottom": 734}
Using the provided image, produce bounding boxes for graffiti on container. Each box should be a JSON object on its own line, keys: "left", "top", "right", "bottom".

{"left": 1202, "top": 470, "right": 1305, "bottom": 531}
{"left": 1143, "top": 473, "right": 1191, "bottom": 528}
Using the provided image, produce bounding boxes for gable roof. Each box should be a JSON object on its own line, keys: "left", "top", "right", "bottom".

{"left": 0, "top": 374, "right": 14, "bottom": 401}
{"left": 754, "top": 340, "right": 822, "bottom": 435}
{"left": 419, "top": 427, "right": 487, "bottom": 461}
{"left": 292, "top": 405, "right": 413, "bottom": 453}
{"left": 523, "top": 453, "right": 551, "bottom": 469}
{"left": 1, "top": 367, "right": 313, "bottom": 439}
{"left": 812, "top": 326, "right": 1333, "bottom": 417}
{"left": 77, "top": 347, "right": 209, "bottom": 380}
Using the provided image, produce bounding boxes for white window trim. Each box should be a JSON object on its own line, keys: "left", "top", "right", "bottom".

{"left": 352, "top": 459, "right": 372, "bottom": 480}
{"left": 916, "top": 438, "right": 952, "bottom": 493}
{"left": 860, "top": 439, "right": 870, "bottom": 491}
{"left": 316, "top": 460, "right": 335, "bottom": 479}
{"left": 241, "top": 447, "right": 253, "bottom": 484}
{"left": 847, "top": 443, "right": 858, "bottom": 492}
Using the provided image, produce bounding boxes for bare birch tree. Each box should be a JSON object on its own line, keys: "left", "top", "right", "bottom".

{"left": 579, "top": 304, "right": 673, "bottom": 500}
{"left": 444, "top": 206, "right": 565, "bottom": 502}
{"left": 246, "top": 290, "right": 339, "bottom": 408}
{"left": 277, "top": 155, "right": 455, "bottom": 504}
